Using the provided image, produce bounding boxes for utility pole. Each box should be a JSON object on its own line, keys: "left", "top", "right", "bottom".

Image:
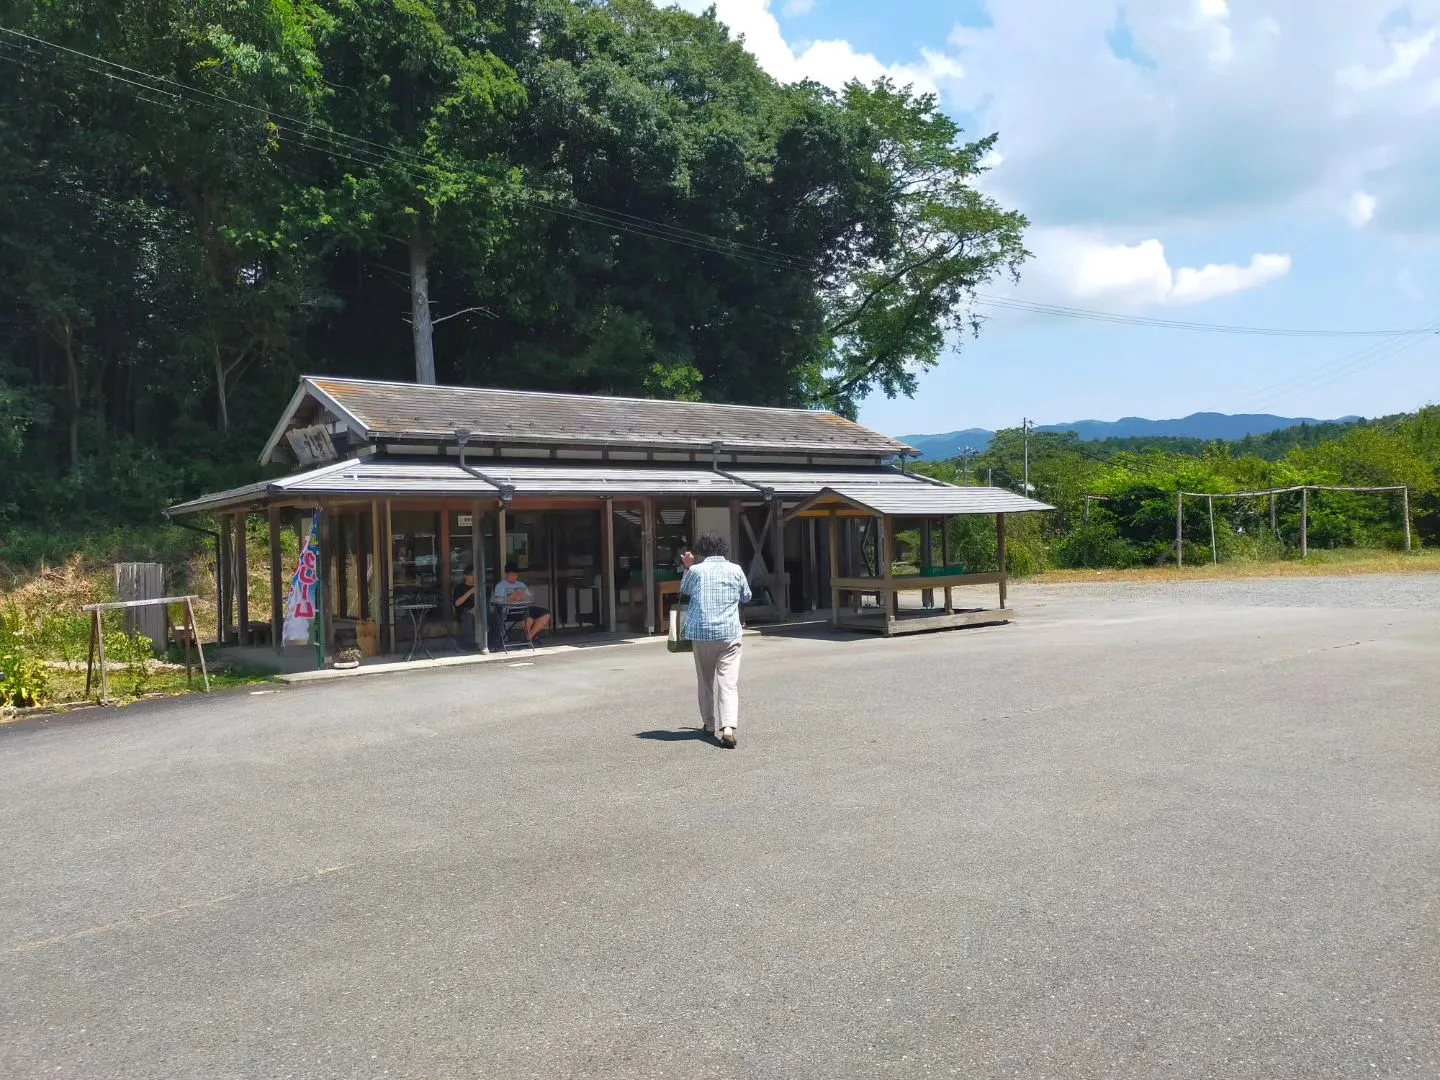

{"left": 1022, "top": 418, "right": 1033, "bottom": 496}
{"left": 958, "top": 446, "right": 976, "bottom": 484}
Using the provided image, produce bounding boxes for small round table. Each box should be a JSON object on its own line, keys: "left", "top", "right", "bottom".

{"left": 395, "top": 602, "right": 436, "bottom": 661}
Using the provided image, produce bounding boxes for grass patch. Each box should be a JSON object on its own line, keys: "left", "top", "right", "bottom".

{"left": 17, "top": 666, "right": 276, "bottom": 712}
{"left": 1026, "top": 547, "right": 1440, "bottom": 584}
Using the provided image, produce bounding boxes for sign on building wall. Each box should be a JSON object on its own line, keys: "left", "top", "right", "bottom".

{"left": 282, "top": 513, "right": 322, "bottom": 646}
{"left": 286, "top": 425, "right": 338, "bottom": 466}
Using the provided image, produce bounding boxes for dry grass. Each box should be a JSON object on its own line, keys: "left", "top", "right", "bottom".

{"left": 1, "top": 555, "right": 111, "bottom": 613}
{"left": 1027, "top": 548, "right": 1440, "bottom": 585}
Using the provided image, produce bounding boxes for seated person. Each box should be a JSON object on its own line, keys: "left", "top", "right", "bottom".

{"left": 493, "top": 562, "right": 552, "bottom": 641}
{"left": 452, "top": 564, "right": 480, "bottom": 648}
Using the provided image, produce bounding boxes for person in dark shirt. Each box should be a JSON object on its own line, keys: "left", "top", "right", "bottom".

{"left": 453, "top": 563, "right": 479, "bottom": 648}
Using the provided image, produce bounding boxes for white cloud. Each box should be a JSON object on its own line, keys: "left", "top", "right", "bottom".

{"left": 675, "top": 0, "right": 964, "bottom": 99}
{"left": 1022, "top": 231, "right": 1291, "bottom": 309}
{"left": 1339, "top": 29, "right": 1437, "bottom": 91}
{"left": 932, "top": 1, "right": 1440, "bottom": 233}
{"left": 1348, "top": 190, "right": 1378, "bottom": 227}
{"left": 1195, "top": 0, "right": 1235, "bottom": 64}
{"left": 1172, "top": 253, "right": 1292, "bottom": 302}
{"left": 781, "top": 0, "right": 815, "bottom": 16}
{"left": 679, "top": 0, "right": 1440, "bottom": 236}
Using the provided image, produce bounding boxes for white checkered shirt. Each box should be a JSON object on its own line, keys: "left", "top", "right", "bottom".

{"left": 680, "top": 556, "right": 752, "bottom": 642}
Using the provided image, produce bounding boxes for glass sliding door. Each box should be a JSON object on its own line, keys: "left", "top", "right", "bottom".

{"left": 392, "top": 510, "right": 441, "bottom": 601}
{"left": 612, "top": 503, "right": 645, "bottom": 632}
{"left": 501, "top": 509, "right": 605, "bottom": 635}
{"left": 552, "top": 511, "right": 602, "bottom": 631}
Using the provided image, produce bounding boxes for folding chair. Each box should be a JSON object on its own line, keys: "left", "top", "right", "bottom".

{"left": 492, "top": 602, "right": 537, "bottom": 653}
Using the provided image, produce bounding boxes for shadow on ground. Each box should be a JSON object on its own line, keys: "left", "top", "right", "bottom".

{"left": 633, "top": 727, "right": 719, "bottom": 744}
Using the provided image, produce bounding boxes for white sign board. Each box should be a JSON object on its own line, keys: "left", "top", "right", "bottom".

{"left": 286, "top": 425, "right": 338, "bottom": 466}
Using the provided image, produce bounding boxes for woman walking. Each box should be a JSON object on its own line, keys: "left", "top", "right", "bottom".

{"left": 680, "top": 533, "right": 752, "bottom": 747}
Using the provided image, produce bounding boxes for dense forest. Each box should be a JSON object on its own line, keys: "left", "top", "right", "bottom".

{"left": 1081, "top": 415, "right": 1394, "bottom": 463}
{"left": 0, "top": 0, "right": 1028, "bottom": 547}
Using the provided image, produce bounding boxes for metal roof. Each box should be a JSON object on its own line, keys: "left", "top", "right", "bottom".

{"left": 171, "top": 457, "right": 755, "bottom": 513}
{"left": 262, "top": 376, "right": 911, "bottom": 463}
{"left": 165, "top": 477, "right": 275, "bottom": 516}
{"left": 790, "top": 484, "right": 1055, "bottom": 518}
{"left": 474, "top": 463, "right": 754, "bottom": 497}
{"left": 281, "top": 459, "right": 501, "bottom": 498}
{"left": 168, "top": 456, "right": 1024, "bottom": 516}
{"left": 285, "top": 459, "right": 757, "bottom": 498}
{"left": 726, "top": 466, "right": 932, "bottom": 497}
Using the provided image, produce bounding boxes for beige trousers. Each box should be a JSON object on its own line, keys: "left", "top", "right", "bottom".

{"left": 693, "top": 639, "right": 743, "bottom": 732}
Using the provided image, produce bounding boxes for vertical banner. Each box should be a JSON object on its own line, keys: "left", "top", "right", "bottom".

{"left": 283, "top": 512, "right": 322, "bottom": 646}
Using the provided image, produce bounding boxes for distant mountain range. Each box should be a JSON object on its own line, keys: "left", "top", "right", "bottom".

{"left": 899, "top": 412, "right": 1363, "bottom": 460}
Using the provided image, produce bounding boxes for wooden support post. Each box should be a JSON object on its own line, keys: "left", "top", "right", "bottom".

{"left": 439, "top": 509, "right": 453, "bottom": 614}
{"left": 1270, "top": 492, "right": 1277, "bottom": 535}
{"left": 234, "top": 513, "right": 250, "bottom": 646}
{"left": 383, "top": 499, "right": 396, "bottom": 655}
{"left": 185, "top": 597, "right": 210, "bottom": 692}
{"left": 1300, "top": 487, "right": 1309, "bottom": 559}
{"left": 996, "top": 513, "right": 1008, "bottom": 610}
{"left": 471, "top": 500, "right": 486, "bottom": 651}
{"left": 642, "top": 497, "right": 656, "bottom": 635}
{"left": 1208, "top": 495, "right": 1218, "bottom": 566}
{"left": 920, "top": 516, "right": 935, "bottom": 610}
{"left": 941, "top": 515, "right": 954, "bottom": 614}
{"left": 771, "top": 499, "right": 786, "bottom": 622}
{"left": 1084, "top": 496, "right": 1091, "bottom": 525}
{"left": 268, "top": 506, "right": 284, "bottom": 655}
{"left": 318, "top": 509, "right": 333, "bottom": 657}
{"left": 604, "top": 497, "right": 617, "bottom": 634}
{"left": 85, "top": 609, "right": 98, "bottom": 698}
{"left": 217, "top": 521, "right": 232, "bottom": 646}
{"left": 828, "top": 510, "right": 840, "bottom": 627}
{"left": 369, "top": 500, "right": 382, "bottom": 626}
{"left": 96, "top": 608, "right": 109, "bottom": 703}
{"left": 1176, "top": 491, "right": 1184, "bottom": 568}
{"left": 182, "top": 617, "right": 192, "bottom": 684}
{"left": 1402, "top": 486, "right": 1412, "bottom": 552}
{"left": 806, "top": 517, "right": 819, "bottom": 612}
{"left": 497, "top": 503, "right": 509, "bottom": 596}
{"left": 881, "top": 515, "right": 896, "bottom": 634}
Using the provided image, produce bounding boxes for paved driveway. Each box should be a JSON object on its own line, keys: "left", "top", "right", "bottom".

{"left": 3, "top": 577, "right": 1438, "bottom": 1079}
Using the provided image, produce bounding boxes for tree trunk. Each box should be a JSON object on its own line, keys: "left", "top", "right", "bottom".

{"left": 409, "top": 228, "right": 436, "bottom": 384}
{"left": 57, "top": 317, "right": 79, "bottom": 472}
{"left": 213, "top": 337, "right": 231, "bottom": 434}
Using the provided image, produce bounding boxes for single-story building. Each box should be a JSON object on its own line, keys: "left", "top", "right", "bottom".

{"left": 169, "top": 376, "right": 1052, "bottom": 658}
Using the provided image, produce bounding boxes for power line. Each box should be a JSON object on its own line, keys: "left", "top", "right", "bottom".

{"left": 1226, "top": 326, "right": 1440, "bottom": 412}
{"left": 0, "top": 28, "right": 820, "bottom": 275}
{"left": 972, "top": 293, "right": 1440, "bottom": 338}
{"left": 9, "top": 23, "right": 1440, "bottom": 354}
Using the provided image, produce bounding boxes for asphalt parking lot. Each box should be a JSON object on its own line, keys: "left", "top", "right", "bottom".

{"left": 3, "top": 576, "right": 1437, "bottom": 1079}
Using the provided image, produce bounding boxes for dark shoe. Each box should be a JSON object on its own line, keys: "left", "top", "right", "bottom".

{"left": 720, "top": 727, "right": 737, "bottom": 748}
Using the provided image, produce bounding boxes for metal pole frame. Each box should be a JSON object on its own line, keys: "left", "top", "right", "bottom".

{"left": 1175, "top": 491, "right": 1184, "bottom": 568}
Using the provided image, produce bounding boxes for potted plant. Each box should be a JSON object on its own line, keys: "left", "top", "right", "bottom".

{"left": 333, "top": 647, "right": 363, "bottom": 670}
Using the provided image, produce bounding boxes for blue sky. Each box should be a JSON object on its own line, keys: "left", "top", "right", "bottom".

{"left": 675, "top": 0, "right": 1440, "bottom": 435}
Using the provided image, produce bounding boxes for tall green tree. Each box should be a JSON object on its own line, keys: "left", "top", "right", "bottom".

{"left": 310, "top": 0, "right": 526, "bottom": 383}
{"left": 819, "top": 81, "right": 1029, "bottom": 415}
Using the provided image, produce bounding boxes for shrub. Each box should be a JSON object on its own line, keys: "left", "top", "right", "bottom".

{"left": 0, "top": 646, "right": 49, "bottom": 707}
{"left": 1055, "top": 522, "right": 1143, "bottom": 569}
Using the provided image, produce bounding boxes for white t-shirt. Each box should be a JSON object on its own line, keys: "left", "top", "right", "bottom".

{"left": 493, "top": 580, "right": 530, "bottom": 605}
